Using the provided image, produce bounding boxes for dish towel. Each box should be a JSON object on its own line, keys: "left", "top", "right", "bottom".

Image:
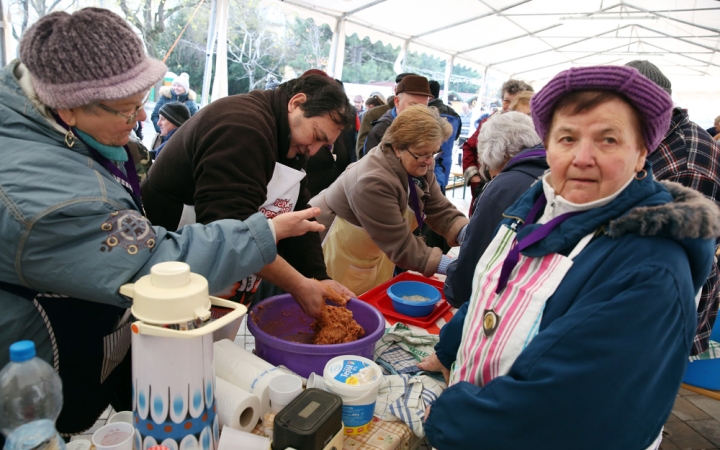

{"left": 374, "top": 323, "right": 440, "bottom": 376}
{"left": 690, "top": 340, "right": 720, "bottom": 361}
{"left": 374, "top": 374, "right": 445, "bottom": 438}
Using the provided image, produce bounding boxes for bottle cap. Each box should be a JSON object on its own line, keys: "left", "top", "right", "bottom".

{"left": 9, "top": 341, "right": 36, "bottom": 362}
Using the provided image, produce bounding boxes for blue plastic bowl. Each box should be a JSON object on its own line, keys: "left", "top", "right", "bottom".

{"left": 387, "top": 281, "right": 442, "bottom": 317}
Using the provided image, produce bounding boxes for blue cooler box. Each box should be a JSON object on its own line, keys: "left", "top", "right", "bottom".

{"left": 682, "top": 321, "right": 720, "bottom": 390}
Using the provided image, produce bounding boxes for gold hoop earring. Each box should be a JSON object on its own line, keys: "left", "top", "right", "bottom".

{"left": 635, "top": 169, "right": 647, "bottom": 180}
{"left": 64, "top": 129, "right": 75, "bottom": 148}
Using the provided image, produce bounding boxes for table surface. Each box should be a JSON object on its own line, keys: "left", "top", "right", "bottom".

{"left": 252, "top": 416, "right": 424, "bottom": 450}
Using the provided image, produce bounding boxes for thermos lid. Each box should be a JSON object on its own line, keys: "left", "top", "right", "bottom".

{"left": 121, "top": 262, "right": 212, "bottom": 325}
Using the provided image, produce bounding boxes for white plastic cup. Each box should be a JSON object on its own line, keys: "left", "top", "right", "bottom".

{"left": 91, "top": 422, "right": 134, "bottom": 450}
{"left": 218, "top": 426, "right": 270, "bottom": 450}
{"left": 66, "top": 440, "right": 92, "bottom": 450}
{"left": 268, "top": 374, "right": 303, "bottom": 413}
{"left": 306, "top": 372, "right": 326, "bottom": 391}
{"left": 108, "top": 411, "right": 133, "bottom": 425}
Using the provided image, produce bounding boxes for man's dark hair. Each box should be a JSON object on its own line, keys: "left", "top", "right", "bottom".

{"left": 429, "top": 80, "right": 441, "bottom": 99}
{"left": 501, "top": 79, "right": 534, "bottom": 96}
{"left": 281, "top": 74, "right": 353, "bottom": 127}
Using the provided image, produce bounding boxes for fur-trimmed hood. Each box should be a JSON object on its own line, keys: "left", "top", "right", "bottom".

{"left": 609, "top": 181, "right": 720, "bottom": 241}
{"left": 159, "top": 85, "right": 197, "bottom": 101}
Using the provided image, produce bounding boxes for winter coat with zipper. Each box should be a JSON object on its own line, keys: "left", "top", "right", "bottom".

{"left": 426, "top": 170, "right": 720, "bottom": 450}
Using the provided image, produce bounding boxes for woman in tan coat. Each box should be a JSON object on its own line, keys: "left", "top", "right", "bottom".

{"left": 310, "top": 106, "right": 469, "bottom": 294}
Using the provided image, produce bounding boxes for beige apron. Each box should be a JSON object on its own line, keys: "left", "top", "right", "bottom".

{"left": 323, "top": 208, "right": 417, "bottom": 295}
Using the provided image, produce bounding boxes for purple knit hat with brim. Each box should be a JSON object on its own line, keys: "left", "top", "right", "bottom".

{"left": 530, "top": 65, "right": 673, "bottom": 153}
{"left": 19, "top": 8, "right": 167, "bottom": 110}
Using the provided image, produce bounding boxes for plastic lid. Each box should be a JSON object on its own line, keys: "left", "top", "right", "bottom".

{"left": 9, "top": 340, "right": 36, "bottom": 362}
{"left": 323, "top": 355, "right": 382, "bottom": 395}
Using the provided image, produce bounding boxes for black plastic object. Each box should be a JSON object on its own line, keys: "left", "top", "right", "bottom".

{"left": 273, "top": 388, "right": 343, "bottom": 450}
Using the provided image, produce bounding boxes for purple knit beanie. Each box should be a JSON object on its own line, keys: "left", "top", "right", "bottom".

{"left": 530, "top": 65, "right": 673, "bottom": 153}
{"left": 19, "top": 8, "right": 167, "bottom": 109}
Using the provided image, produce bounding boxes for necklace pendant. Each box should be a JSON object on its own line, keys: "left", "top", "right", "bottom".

{"left": 483, "top": 309, "right": 500, "bottom": 338}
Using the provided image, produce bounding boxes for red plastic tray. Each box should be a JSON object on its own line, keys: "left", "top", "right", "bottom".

{"left": 358, "top": 272, "right": 451, "bottom": 328}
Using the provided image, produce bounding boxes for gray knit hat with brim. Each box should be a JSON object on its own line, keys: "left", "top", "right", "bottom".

{"left": 19, "top": 7, "right": 167, "bottom": 109}
{"left": 159, "top": 102, "right": 191, "bottom": 127}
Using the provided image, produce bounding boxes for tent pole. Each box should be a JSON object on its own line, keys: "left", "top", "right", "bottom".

{"left": 479, "top": 66, "right": 489, "bottom": 110}
{"left": 327, "top": 17, "right": 339, "bottom": 76}
{"left": 201, "top": 0, "right": 218, "bottom": 107}
{"left": 333, "top": 19, "right": 346, "bottom": 80}
{"left": 443, "top": 56, "right": 454, "bottom": 104}
{"left": 0, "top": 0, "right": 7, "bottom": 68}
{"left": 328, "top": 17, "right": 346, "bottom": 78}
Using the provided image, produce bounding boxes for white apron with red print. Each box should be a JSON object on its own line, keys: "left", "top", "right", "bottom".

{"left": 178, "top": 162, "right": 305, "bottom": 303}
{"left": 178, "top": 162, "right": 305, "bottom": 228}
{"left": 449, "top": 222, "right": 662, "bottom": 450}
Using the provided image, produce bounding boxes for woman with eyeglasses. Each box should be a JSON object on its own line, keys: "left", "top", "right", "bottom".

{"left": 0, "top": 8, "right": 326, "bottom": 440}
{"left": 310, "top": 105, "right": 469, "bottom": 295}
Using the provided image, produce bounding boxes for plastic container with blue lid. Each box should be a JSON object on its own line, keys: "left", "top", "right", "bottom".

{"left": 323, "top": 356, "right": 382, "bottom": 436}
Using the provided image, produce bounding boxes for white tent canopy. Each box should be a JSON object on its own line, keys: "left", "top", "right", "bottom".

{"left": 271, "top": 0, "right": 720, "bottom": 124}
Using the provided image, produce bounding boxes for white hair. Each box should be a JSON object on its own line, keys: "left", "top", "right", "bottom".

{"left": 477, "top": 111, "right": 541, "bottom": 172}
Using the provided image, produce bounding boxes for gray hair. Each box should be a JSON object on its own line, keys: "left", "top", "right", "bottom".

{"left": 501, "top": 79, "right": 534, "bottom": 96}
{"left": 477, "top": 111, "right": 541, "bottom": 172}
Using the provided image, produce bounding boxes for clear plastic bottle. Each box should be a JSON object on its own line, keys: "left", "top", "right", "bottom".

{"left": 0, "top": 341, "right": 65, "bottom": 450}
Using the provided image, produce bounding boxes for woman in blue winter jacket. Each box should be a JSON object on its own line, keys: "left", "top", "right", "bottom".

{"left": 418, "top": 65, "right": 720, "bottom": 450}
{"left": 150, "top": 72, "right": 199, "bottom": 132}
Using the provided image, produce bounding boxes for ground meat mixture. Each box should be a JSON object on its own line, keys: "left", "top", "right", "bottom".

{"left": 312, "top": 305, "right": 365, "bottom": 344}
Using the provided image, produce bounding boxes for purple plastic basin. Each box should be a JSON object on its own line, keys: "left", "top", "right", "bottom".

{"left": 247, "top": 294, "right": 385, "bottom": 378}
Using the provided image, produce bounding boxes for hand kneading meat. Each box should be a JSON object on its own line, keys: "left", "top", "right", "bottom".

{"left": 312, "top": 305, "right": 365, "bottom": 344}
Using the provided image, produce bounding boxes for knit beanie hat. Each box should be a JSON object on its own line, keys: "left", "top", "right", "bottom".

{"left": 19, "top": 8, "right": 167, "bottom": 109}
{"left": 625, "top": 60, "right": 672, "bottom": 95}
{"left": 173, "top": 73, "right": 190, "bottom": 92}
{"left": 159, "top": 102, "right": 191, "bottom": 127}
{"left": 530, "top": 65, "right": 673, "bottom": 153}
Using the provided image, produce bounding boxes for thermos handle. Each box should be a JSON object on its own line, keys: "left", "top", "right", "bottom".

{"left": 131, "top": 296, "right": 247, "bottom": 338}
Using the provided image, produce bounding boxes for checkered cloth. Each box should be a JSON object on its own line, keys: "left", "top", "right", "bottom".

{"left": 374, "top": 323, "right": 440, "bottom": 358}
{"left": 376, "top": 345, "right": 421, "bottom": 375}
{"left": 374, "top": 374, "right": 445, "bottom": 438}
{"left": 690, "top": 340, "right": 720, "bottom": 361}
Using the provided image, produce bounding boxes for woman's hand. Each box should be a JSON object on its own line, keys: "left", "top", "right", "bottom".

{"left": 417, "top": 353, "right": 450, "bottom": 385}
{"left": 271, "top": 207, "right": 325, "bottom": 242}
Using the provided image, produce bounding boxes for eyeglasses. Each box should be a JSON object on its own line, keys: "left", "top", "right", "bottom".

{"left": 96, "top": 93, "right": 149, "bottom": 124}
{"left": 405, "top": 148, "right": 443, "bottom": 162}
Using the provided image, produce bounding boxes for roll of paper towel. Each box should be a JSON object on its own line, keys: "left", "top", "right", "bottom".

{"left": 214, "top": 339, "right": 282, "bottom": 415}
{"left": 215, "top": 377, "right": 261, "bottom": 432}
{"left": 217, "top": 427, "right": 270, "bottom": 450}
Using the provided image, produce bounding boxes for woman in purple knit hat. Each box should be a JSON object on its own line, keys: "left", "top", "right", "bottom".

{"left": 418, "top": 65, "right": 720, "bottom": 449}
{"left": 0, "top": 7, "right": 325, "bottom": 441}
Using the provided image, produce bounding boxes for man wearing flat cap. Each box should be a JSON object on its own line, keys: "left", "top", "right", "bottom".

{"left": 362, "top": 74, "right": 433, "bottom": 156}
